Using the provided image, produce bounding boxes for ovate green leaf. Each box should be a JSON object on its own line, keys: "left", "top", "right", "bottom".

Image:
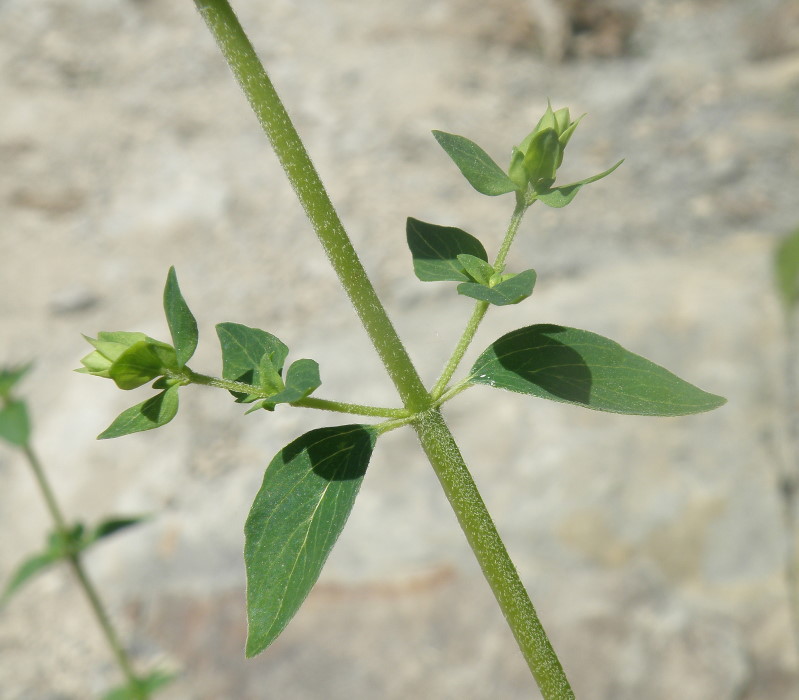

{"left": 457, "top": 269, "right": 537, "bottom": 306}
{"left": 97, "top": 385, "right": 180, "bottom": 439}
{"left": 432, "top": 131, "right": 518, "bottom": 196}
{"left": 0, "top": 399, "right": 30, "bottom": 446}
{"left": 406, "top": 218, "right": 488, "bottom": 282}
{"left": 245, "top": 425, "right": 378, "bottom": 657}
{"left": 216, "top": 323, "right": 289, "bottom": 403}
{"left": 163, "top": 266, "right": 199, "bottom": 368}
{"left": 470, "top": 324, "right": 726, "bottom": 416}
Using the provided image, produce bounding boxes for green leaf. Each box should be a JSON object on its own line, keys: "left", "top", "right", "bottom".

{"left": 107, "top": 341, "right": 178, "bottom": 390}
{"left": 97, "top": 385, "right": 180, "bottom": 439}
{"left": 470, "top": 324, "right": 726, "bottom": 416}
{"left": 258, "top": 352, "right": 284, "bottom": 395}
{"left": 245, "top": 424, "right": 378, "bottom": 657}
{"left": 432, "top": 131, "right": 518, "bottom": 196}
{"left": 0, "top": 363, "right": 33, "bottom": 399}
{"left": 1, "top": 548, "right": 61, "bottom": 605}
{"left": 265, "top": 359, "right": 321, "bottom": 405}
{"left": 406, "top": 218, "right": 488, "bottom": 282}
{"left": 0, "top": 399, "right": 30, "bottom": 446}
{"left": 0, "top": 518, "right": 138, "bottom": 606}
{"left": 457, "top": 269, "right": 537, "bottom": 306}
{"left": 775, "top": 226, "right": 799, "bottom": 314}
{"left": 87, "top": 516, "right": 147, "bottom": 544}
{"left": 163, "top": 266, "right": 199, "bottom": 368}
{"left": 101, "top": 670, "right": 175, "bottom": 700}
{"left": 216, "top": 323, "right": 289, "bottom": 403}
{"left": 535, "top": 159, "right": 624, "bottom": 208}
{"left": 456, "top": 254, "right": 494, "bottom": 285}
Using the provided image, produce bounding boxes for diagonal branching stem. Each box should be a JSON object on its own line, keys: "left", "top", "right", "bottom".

{"left": 430, "top": 194, "right": 529, "bottom": 399}
{"left": 194, "top": 1, "right": 574, "bottom": 697}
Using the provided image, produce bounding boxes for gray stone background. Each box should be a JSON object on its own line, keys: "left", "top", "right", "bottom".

{"left": 2, "top": 0, "right": 799, "bottom": 697}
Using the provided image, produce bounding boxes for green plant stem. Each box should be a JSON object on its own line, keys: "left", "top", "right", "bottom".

{"left": 183, "top": 369, "right": 407, "bottom": 418}
{"left": 413, "top": 409, "right": 574, "bottom": 699}
{"left": 295, "top": 396, "right": 409, "bottom": 419}
{"left": 430, "top": 196, "right": 529, "bottom": 399}
{"left": 21, "top": 443, "right": 144, "bottom": 698}
{"left": 430, "top": 301, "right": 489, "bottom": 400}
{"left": 194, "top": 0, "right": 429, "bottom": 413}
{"left": 494, "top": 193, "right": 529, "bottom": 271}
{"left": 193, "top": 2, "right": 574, "bottom": 696}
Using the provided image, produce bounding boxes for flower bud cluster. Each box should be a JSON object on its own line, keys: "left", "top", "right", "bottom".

{"left": 508, "top": 102, "right": 583, "bottom": 191}
{"left": 77, "top": 331, "right": 178, "bottom": 390}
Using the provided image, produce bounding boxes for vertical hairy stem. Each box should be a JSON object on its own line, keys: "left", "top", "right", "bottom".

{"left": 413, "top": 409, "right": 574, "bottom": 699}
{"left": 193, "top": 1, "right": 574, "bottom": 696}
{"left": 194, "top": 0, "right": 429, "bottom": 412}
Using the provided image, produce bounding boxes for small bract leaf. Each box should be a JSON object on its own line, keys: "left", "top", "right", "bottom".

{"left": 245, "top": 424, "right": 378, "bottom": 657}
{"left": 0, "top": 399, "right": 30, "bottom": 446}
{"left": 457, "top": 269, "right": 537, "bottom": 306}
{"left": 258, "top": 353, "right": 284, "bottom": 395}
{"left": 456, "top": 254, "right": 494, "bottom": 286}
{"left": 406, "top": 218, "right": 488, "bottom": 282}
{"left": 97, "top": 385, "right": 180, "bottom": 439}
{"left": 432, "top": 131, "right": 518, "bottom": 196}
{"left": 163, "top": 266, "right": 199, "bottom": 368}
{"left": 266, "top": 359, "right": 321, "bottom": 404}
{"left": 535, "top": 159, "right": 623, "bottom": 208}
{"left": 216, "top": 323, "right": 289, "bottom": 403}
{"left": 470, "top": 324, "right": 726, "bottom": 416}
{"left": 774, "top": 226, "right": 799, "bottom": 314}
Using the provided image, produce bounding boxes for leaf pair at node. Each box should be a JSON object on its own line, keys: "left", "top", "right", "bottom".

{"left": 78, "top": 266, "right": 199, "bottom": 439}
{"left": 1, "top": 516, "right": 145, "bottom": 606}
{"left": 79, "top": 267, "right": 324, "bottom": 438}
{"left": 406, "top": 218, "right": 536, "bottom": 306}
{"left": 216, "top": 322, "right": 321, "bottom": 412}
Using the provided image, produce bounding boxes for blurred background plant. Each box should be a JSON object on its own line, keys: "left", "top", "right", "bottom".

{"left": 0, "top": 364, "right": 172, "bottom": 699}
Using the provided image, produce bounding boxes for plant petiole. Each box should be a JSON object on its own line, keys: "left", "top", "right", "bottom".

{"left": 180, "top": 368, "right": 408, "bottom": 418}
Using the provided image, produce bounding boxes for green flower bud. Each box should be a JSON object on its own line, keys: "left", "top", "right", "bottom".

{"left": 522, "top": 128, "right": 560, "bottom": 188}
{"left": 509, "top": 101, "right": 585, "bottom": 189}
{"left": 508, "top": 147, "right": 528, "bottom": 190}
{"left": 77, "top": 331, "right": 178, "bottom": 390}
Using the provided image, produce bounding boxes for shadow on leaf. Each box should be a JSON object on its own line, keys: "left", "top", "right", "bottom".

{"left": 494, "top": 324, "right": 592, "bottom": 404}
{"left": 280, "top": 425, "right": 374, "bottom": 481}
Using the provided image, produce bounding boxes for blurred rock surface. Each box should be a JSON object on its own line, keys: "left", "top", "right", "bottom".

{"left": 1, "top": 0, "right": 798, "bottom": 698}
